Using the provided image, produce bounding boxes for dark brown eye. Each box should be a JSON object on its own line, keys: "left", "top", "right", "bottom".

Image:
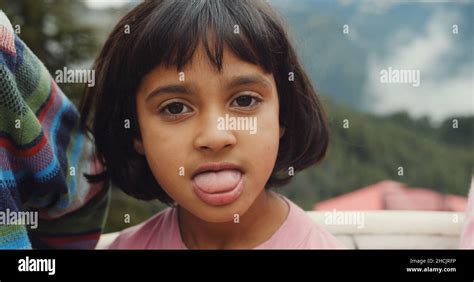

{"left": 232, "top": 94, "right": 262, "bottom": 109}
{"left": 235, "top": 95, "right": 252, "bottom": 107}
{"left": 162, "top": 102, "right": 190, "bottom": 115}
{"left": 167, "top": 102, "right": 184, "bottom": 114}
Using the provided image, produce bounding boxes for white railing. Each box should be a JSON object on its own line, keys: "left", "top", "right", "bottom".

{"left": 308, "top": 211, "right": 465, "bottom": 249}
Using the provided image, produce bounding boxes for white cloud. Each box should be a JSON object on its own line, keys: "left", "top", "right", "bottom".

{"left": 364, "top": 9, "right": 474, "bottom": 124}
{"left": 357, "top": 0, "right": 399, "bottom": 14}
{"left": 341, "top": 0, "right": 472, "bottom": 15}
{"left": 85, "top": 0, "right": 137, "bottom": 10}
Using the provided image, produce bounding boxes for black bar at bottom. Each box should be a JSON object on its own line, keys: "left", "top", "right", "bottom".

{"left": 0, "top": 250, "right": 472, "bottom": 281}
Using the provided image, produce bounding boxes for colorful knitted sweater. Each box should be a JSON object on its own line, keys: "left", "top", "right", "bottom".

{"left": 0, "top": 11, "right": 109, "bottom": 249}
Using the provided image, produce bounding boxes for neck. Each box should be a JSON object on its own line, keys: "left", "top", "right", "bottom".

{"left": 178, "top": 190, "right": 289, "bottom": 249}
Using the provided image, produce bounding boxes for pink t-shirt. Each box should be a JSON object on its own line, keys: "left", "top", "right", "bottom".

{"left": 108, "top": 196, "right": 344, "bottom": 249}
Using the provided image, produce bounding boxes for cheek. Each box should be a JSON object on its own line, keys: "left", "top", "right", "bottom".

{"left": 138, "top": 117, "right": 190, "bottom": 188}
{"left": 243, "top": 104, "right": 281, "bottom": 185}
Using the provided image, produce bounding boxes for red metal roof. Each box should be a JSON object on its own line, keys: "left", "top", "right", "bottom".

{"left": 314, "top": 180, "right": 467, "bottom": 212}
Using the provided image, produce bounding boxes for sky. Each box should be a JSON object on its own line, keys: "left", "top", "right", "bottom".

{"left": 363, "top": 7, "right": 472, "bottom": 123}
{"left": 272, "top": 0, "right": 473, "bottom": 124}
{"left": 84, "top": 0, "right": 135, "bottom": 9}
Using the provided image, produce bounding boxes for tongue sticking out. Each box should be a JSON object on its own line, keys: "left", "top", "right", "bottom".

{"left": 193, "top": 170, "right": 242, "bottom": 194}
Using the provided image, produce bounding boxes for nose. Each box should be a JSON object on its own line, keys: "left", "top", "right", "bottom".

{"left": 193, "top": 110, "right": 237, "bottom": 153}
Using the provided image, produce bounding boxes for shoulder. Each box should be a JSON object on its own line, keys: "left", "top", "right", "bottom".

{"left": 108, "top": 206, "right": 177, "bottom": 249}
{"left": 274, "top": 197, "right": 345, "bottom": 249}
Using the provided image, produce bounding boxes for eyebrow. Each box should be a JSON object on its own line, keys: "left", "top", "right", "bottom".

{"left": 225, "top": 74, "right": 272, "bottom": 90}
{"left": 145, "top": 74, "right": 272, "bottom": 102}
{"left": 145, "top": 84, "right": 194, "bottom": 102}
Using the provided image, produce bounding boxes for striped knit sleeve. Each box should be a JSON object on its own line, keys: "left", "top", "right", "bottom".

{"left": 0, "top": 10, "right": 110, "bottom": 249}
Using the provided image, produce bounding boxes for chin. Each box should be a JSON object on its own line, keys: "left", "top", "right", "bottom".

{"left": 194, "top": 200, "right": 252, "bottom": 223}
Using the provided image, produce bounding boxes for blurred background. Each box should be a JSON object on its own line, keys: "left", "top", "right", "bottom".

{"left": 1, "top": 0, "right": 472, "bottom": 233}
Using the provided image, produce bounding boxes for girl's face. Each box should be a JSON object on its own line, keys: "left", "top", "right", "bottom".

{"left": 135, "top": 45, "right": 282, "bottom": 223}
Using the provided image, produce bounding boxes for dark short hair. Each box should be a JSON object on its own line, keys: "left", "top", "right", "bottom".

{"left": 80, "top": 0, "right": 329, "bottom": 205}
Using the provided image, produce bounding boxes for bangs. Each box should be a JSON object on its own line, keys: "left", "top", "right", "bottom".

{"left": 127, "top": 0, "right": 285, "bottom": 80}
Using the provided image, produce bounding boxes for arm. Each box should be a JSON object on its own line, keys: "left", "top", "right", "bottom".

{"left": 0, "top": 10, "right": 109, "bottom": 249}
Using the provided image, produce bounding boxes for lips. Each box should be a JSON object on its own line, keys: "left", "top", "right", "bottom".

{"left": 191, "top": 163, "right": 244, "bottom": 206}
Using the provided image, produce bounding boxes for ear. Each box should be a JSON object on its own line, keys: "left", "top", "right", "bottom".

{"left": 279, "top": 126, "right": 286, "bottom": 139}
{"left": 133, "top": 138, "right": 145, "bottom": 155}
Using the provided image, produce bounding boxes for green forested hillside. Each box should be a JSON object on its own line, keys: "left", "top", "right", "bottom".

{"left": 279, "top": 99, "right": 473, "bottom": 210}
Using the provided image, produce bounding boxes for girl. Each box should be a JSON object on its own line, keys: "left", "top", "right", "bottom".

{"left": 80, "top": 0, "right": 343, "bottom": 249}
